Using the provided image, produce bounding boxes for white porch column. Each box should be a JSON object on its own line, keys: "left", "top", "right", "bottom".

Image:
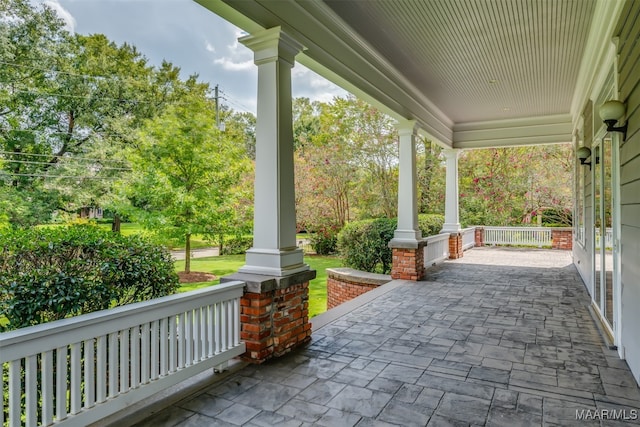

{"left": 238, "top": 27, "right": 309, "bottom": 276}
{"left": 391, "top": 119, "right": 422, "bottom": 244}
{"left": 441, "top": 148, "right": 462, "bottom": 233}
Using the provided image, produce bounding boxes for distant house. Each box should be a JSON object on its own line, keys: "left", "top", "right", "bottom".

{"left": 78, "top": 206, "right": 103, "bottom": 219}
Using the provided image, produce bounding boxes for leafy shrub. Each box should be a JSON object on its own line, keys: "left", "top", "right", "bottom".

{"left": 310, "top": 226, "right": 339, "bottom": 255}
{"left": 221, "top": 235, "right": 253, "bottom": 255}
{"left": 0, "top": 225, "right": 179, "bottom": 331}
{"left": 337, "top": 218, "right": 396, "bottom": 274}
{"left": 418, "top": 214, "right": 445, "bottom": 236}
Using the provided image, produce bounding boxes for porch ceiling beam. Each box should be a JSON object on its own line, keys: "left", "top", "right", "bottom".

{"left": 452, "top": 114, "right": 573, "bottom": 150}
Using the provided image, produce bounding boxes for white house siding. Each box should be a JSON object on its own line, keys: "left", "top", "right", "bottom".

{"left": 616, "top": 0, "right": 640, "bottom": 384}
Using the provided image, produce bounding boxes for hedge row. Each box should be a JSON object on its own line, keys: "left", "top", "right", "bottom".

{"left": 0, "top": 225, "right": 179, "bottom": 331}
{"left": 336, "top": 214, "right": 444, "bottom": 274}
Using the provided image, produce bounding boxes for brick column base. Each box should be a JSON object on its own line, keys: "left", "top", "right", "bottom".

{"left": 390, "top": 240, "right": 427, "bottom": 281}
{"left": 449, "top": 233, "right": 463, "bottom": 259}
{"left": 551, "top": 228, "right": 573, "bottom": 250}
{"left": 221, "top": 270, "right": 316, "bottom": 363}
{"left": 474, "top": 227, "right": 484, "bottom": 247}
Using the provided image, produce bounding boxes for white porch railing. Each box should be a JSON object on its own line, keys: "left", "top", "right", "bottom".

{"left": 595, "top": 227, "right": 613, "bottom": 250}
{"left": 461, "top": 227, "right": 476, "bottom": 250}
{"left": 483, "top": 226, "right": 552, "bottom": 247}
{"left": 424, "top": 233, "right": 451, "bottom": 266}
{"left": 0, "top": 281, "right": 246, "bottom": 427}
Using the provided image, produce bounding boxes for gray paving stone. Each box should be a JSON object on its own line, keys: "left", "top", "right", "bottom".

{"left": 378, "top": 363, "right": 425, "bottom": 384}
{"left": 315, "top": 408, "right": 362, "bottom": 427}
{"left": 174, "top": 413, "right": 234, "bottom": 427}
{"left": 367, "top": 376, "right": 404, "bottom": 394}
{"left": 394, "top": 383, "right": 424, "bottom": 403}
{"left": 178, "top": 394, "right": 234, "bottom": 417}
{"left": 377, "top": 399, "right": 433, "bottom": 427}
{"left": 134, "top": 406, "right": 195, "bottom": 427}
{"left": 417, "top": 373, "right": 494, "bottom": 400}
{"left": 277, "top": 398, "right": 329, "bottom": 423}
{"left": 215, "top": 403, "right": 261, "bottom": 425}
{"left": 326, "top": 385, "right": 393, "bottom": 418}
{"left": 297, "top": 379, "right": 346, "bottom": 405}
{"left": 435, "top": 392, "right": 491, "bottom": 424}
{"left": 487, "top": 407, "right": 542, "bottom": 427}
{"left": 233, "top": 381, "right": 299, "bottom": 411}
{"left": 425, "top": 414, "right": 469, "bottom": 427}
{"left": 245, "top": 411, "right": 302, "bottom": 427}
{"left": 469, "top": 366, "right": 510, "bottom": 384}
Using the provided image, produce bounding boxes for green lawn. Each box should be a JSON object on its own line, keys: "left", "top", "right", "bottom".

{"left": 97, "top": 222, "right": 212, "bottom": 250}
{"left": 175, "top": 254, "right": 342, "bottom": 318}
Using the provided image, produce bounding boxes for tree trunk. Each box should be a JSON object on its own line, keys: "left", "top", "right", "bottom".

{"left": 185, "top": 233, "right": 191, "bottom": 274}
{"left": 111, "top": 215, "right": 121, "bottom": 232}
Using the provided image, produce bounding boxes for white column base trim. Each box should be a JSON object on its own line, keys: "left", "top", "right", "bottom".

{"left": 393, "top": 229, "right": 422, "bottom": 241}
{"left": 239, "top": 247, "right": 310, "bottom": 277}
{"left": 441, "top": 224, "right": 461, "bottom": 233}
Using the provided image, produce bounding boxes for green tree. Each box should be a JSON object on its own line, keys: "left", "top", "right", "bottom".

{"left": 125, "top": 92, "right": 251, "bottom": 273}
{"left": 0, "top": 0, "right": 202, "bottom": 224}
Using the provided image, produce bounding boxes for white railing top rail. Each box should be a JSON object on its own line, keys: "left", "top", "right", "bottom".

{"left": 0, "top": 281, "right": 245, "bottom": 363}
{"left": 424, "top": 232, "right": 450, "bottom": 244}
{"left": 483, "top": 226, "right": 552, "bottom": 231}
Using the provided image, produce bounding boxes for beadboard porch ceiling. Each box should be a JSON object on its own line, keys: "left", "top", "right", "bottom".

{"left": 195, "top": 0, "right": 623, "bottom": 149}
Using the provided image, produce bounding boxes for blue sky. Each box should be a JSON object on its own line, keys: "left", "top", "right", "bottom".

{"left": 40, "top": 0, "right": 348, "bottom": 114}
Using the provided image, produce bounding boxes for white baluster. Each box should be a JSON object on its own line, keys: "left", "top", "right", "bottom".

{"left": 130, "top": 326, "right": 140, "bottom": 388}
{"left": 9, "top": 359, "right": 21, "bottom": 427}
{"left": 96, "top": 336, "right": 106, "bottom": 403}
{"left": 84, "top": 339, "right": 95, "bottom": 408}
{"left": 119, "top": 329, "right": 129, "bottom": 392}
{"left": 42, "top": 351, "right": 54, "bottom": 425}
{"left": 25, "top": 355, "right": 37, "bottom": 427}
{"left": 142, "top": 323, "right": 150, "bottom": 384}
{"left": 108, "top": 333, "right": 118, "bottom": 398}
{"left": 56, "top": 346, "right": 67, "bottom": 421}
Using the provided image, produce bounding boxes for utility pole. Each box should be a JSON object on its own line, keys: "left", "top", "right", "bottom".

{"left": 214, "top": 84, "right": 220, "bottom": 130}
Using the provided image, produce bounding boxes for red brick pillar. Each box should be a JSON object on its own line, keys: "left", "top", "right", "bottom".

{"left": 449, "top": 232, "right": 463, "bottom": 259}
{"left": 221, "top": 270, "right": 316, "bottom": 363}
{"left": 551, "top": 228, "right": 573, "bottom": 250}
{"left": 390, "top": 240, "right": 427, "bottom": 281}
{"left": 474, "top": 227, "right": 484, "bottom": 247}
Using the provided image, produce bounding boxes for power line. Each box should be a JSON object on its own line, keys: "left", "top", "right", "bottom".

{"left": 1, "top": 172, "right": 121, "bottom": 180}
{"left": 0, "top": 158, "right": 131, "bottom": 170}
{"left": 0, "top": 150, "right": 128, "bottom": 165}
{"left": 0, "top": 60, "right": 148, "bottom": 83}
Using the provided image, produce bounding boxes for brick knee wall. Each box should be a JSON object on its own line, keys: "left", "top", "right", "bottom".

{"left": 327, "top": 278, "right": 377, "bottom": 309}
{"left": 551, "top": 229, "right": 573, "bottom": 250}
{"left": 326, "top": 268, "right": 391, "bottom": 309}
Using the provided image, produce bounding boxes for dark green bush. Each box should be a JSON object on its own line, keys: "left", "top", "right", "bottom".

{"left": 418, "top": 214, "right": 445, "bottom": 236}
{"left": 337, "top": 218, "right": 396, "bottom": 274}
{"left": 0, "top": 225, "right": 179, "bottom": 331}
{"left": 221, "top": 235, "right": 253, "bottom": 255}
{"left": 310, "top": 226, "right": 339, "bottom": 255}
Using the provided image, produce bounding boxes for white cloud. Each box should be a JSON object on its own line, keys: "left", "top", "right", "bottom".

{"left": 213, "top": 57, "right": 254, "bottom": 71}
{"left": 43, "top": 0, "right": 76, "bottom": 33}
{"left": 204, "top": 40, "right": 216, "bottom": 53}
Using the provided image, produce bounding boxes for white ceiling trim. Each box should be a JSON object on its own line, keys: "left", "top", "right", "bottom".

{"left": 453, "top": 114, "right": 573, "bottom": 149}
{"left": 570, "top": 0, "right": 626, "bottom": 125}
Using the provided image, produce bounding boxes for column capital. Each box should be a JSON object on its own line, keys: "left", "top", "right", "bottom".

{"left": 239, "top": 26, "right": 305, "bottom": 66}
{"left": 442, "top": 148, "right": 462, "bottom": 159}
{"left": 395, "top": 119, "right": 419, "bottom": 135}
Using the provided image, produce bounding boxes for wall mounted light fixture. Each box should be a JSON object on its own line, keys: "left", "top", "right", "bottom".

{"left": 599, "top": 100, "right": 628, "bottom": 141}
{"left": 577, "top": 146, "right": 593, "bottom": 169}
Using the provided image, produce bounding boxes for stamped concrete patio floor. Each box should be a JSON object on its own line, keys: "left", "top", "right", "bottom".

{"left": 134, "top": 247, "right": 640, "bottom": 427}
